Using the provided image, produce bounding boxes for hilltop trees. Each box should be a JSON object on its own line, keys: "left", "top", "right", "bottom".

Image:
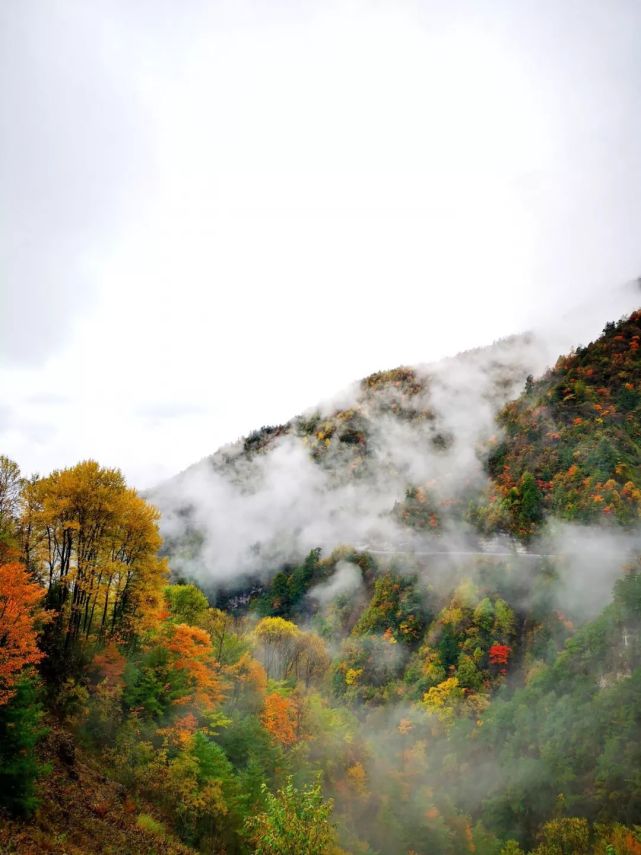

{"left": 479, "top": 311, "right": 641, "bottom": 538}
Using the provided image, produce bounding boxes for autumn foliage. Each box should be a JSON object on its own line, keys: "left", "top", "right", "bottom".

{"left": 479, "top": 311, "right": 641, "bottom": 538}
{"left": 261, "top": 691, "right": 299, "bottom": 746}
{"left": 0, "top": 563, "right": 49, "bottom": 704}
{"left": 5, "top": 313, "right": 641, "bottom": 851}
{"left": 22, "top": 460, "right": 167, "bottom": 653}
{"left": 488, "top": 644, "right": 512, "bottom": 668}
{"left": 165, "top": 623, "right": 225, "bottom": 709}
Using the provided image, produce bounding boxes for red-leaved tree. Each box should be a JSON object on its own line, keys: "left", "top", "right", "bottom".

{"left": 488, "top": 643, "right": 511, "bottom": 672}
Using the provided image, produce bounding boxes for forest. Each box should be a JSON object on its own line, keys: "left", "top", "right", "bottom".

{"left": 3, "top": 313, "right": 641, "bottom": 853}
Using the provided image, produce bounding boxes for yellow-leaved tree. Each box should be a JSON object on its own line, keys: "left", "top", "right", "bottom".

{"left": 21, "top": 460, "right": 167, "bottom": 659}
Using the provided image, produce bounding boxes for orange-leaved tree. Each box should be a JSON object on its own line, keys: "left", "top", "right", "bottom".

{"left": 0, "top": 562, "right": 49, "bottom": 704}
{"left": 261, "top": 691, "right": 300, "bottom": 746}
{"left": 165, "top": 623, "right": 226, "bottom": 710}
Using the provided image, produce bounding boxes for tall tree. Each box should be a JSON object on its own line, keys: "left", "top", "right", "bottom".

{"left": 254, "top": 616, "right": 301, "bottom": 679}
{"left": 21, "top": 461, "right": 167, "bottom": 658}
{"left": 0, "top": 675, "right": 49, "bottom": 815}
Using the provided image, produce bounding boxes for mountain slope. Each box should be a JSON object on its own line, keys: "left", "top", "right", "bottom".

{"left": 152, "top": 333, "right": 549, "bottom": 589}
{"left": 478, "top": 310, "right": 641, "bottom": 539}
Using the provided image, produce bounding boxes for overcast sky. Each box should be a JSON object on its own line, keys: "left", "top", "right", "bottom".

{"left": 1, "top": 0, "right": 641, "bottom": 488}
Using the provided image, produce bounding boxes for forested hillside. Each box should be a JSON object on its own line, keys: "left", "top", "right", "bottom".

{"left": 3, "top": 313, "right": 641, "bottom": 853}
{"left": 478, "top": 311, "right": 641, "bottom": 539}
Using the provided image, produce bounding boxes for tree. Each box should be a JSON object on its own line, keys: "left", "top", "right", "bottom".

{"left": 422, "top": 676, "right": 463, "bottom": 725}
{"left": 124, "top": 622, "right": 225, "bottom": 719}
{"left": 165, "top": 623, "right": 225, "bottom": 710}
{"left": 261, "top": 691, "right": 299, "bottom": 746}
{"left": 291, "top": 631, "right": 330, "bottom": 687}
{"left": 489, "top": 644, "right": 512, "bottom": 669}
{"left": 21, "top": 461, "right": 167, "bottom": 662}
{"left": 493, "top": 598, "right": 516, "bottom": 640}
{"left": 519, "top": 472, "right": 543, "bottom": 526}
{"left": 259, "top": 548, "right": 323, "bottom": 619}
{"left": 532, "top": 818, "right": 590, "bottom": 854}
{"left": 0, "top": 455, "right": 21, "bottom": 516}
{"left": 84, "top": 642, "right": 127, "bottom": 747}
{"left": 0, "top": 675, "right": 49, "bottom": 815}
{"left": 206, "top": 607, "right": 247, "bottom": 666}
{"left": 473, "top": 597, "right": 495, "bottom": 633}
{"left": 254, "top": 616, "right": 300, "bottom": 679}
{"left": 164, "top": 583, "right": 209, "bottom": 626}
{"left": 0, "top": 562, "right": 49, "bottom": 704}
{"left": 500, "top": 843, "right": 525, "bottom": 855}
{"left": 139, "top": 730, "right": 242, "bottom": 850}
{"left": 353, "top": 572, "right": 426, "bottom": 642}
{"left": 245, "top": 777, "right": 338, "bottom": 855}
{"left": 0, "top": 456, "right": 22, "bottom": 560}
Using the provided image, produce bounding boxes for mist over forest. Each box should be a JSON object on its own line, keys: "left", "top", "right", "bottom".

{"left": 4, "top": 305, "right": 641, "bottom": 854}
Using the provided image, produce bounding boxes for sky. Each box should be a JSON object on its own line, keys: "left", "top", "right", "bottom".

{"left": 1, "top": 0, "right": 641, "bottom": 489}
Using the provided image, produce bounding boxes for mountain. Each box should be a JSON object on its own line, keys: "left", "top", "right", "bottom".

{"left": 151, "top": 332, "right": 551, "bottom": 591}
{"left": 145, "top": 308, "right": 641, "bottom": 852}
